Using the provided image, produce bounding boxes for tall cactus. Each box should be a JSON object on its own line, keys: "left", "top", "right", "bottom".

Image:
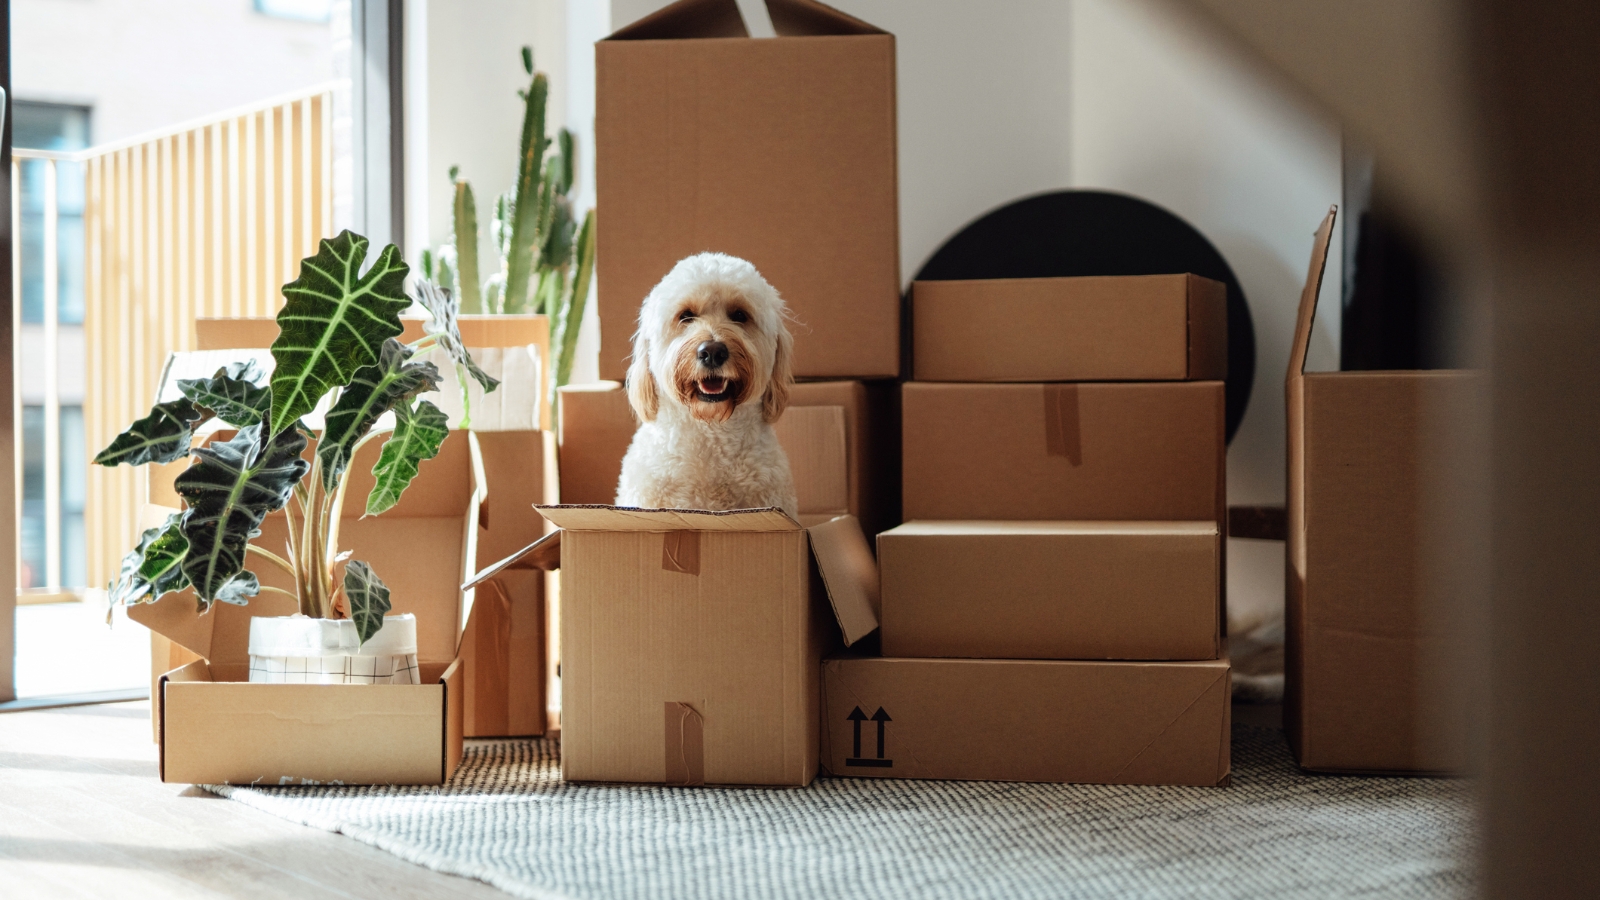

{"left": 427, "top": 46, "right": 597, "bottom": 412}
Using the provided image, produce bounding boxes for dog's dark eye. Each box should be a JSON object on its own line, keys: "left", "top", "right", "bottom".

{"left": 677, "top": 309, "right": 695, "bottom": 323}
{"left": 728, "top": 309, "right": 749, "bottom": 324}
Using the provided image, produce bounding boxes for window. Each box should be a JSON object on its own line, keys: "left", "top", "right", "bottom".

{"left": 14, "top": 101, "right": 89, "bottom": 326}
{"left": 255, "top": 0, "right": 334, "bottom": 23}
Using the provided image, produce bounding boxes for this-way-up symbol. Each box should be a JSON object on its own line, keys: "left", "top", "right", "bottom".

{"left": 845, "top": 706, "right": 892, "bottom": 768}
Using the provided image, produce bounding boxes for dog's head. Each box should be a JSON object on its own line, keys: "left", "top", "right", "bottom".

{"left": 627, "top": 253, "right": 793, "bottom": 425}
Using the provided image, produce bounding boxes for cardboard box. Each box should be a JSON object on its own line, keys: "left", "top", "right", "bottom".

{"left": 472, "top": 508, "right": 880, "bottom": 787}
{"left": 1287, "top": 209, "right": 1482, "bottom": 774}
{"left": 130, "top": 431, "right": 481, "bottom": 785}
{"left": 557, "top": 380, "right": 897, "bottom": 534}
{"left": 911, "top": 275, "right": 1227, "bottom": 383}
{"left": 462, "top": 430, "right": 559, "bottom": 737}
{"left": 595, "top": 0, "right": 900, "bottom": 380}
{"left": 878, "top": 521, "right": 1221, "bottom": 661}
{"left": 901, "top": 381, "right": 1225, "bottom": 521}
{"left": 821, "top": 656, "right": 1231, "bottom": 786}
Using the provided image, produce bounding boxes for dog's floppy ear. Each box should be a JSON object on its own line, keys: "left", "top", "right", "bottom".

{"left": 762, "top": 327, "right": 793, "bottom": 424}
{"left": 626, "top": 334, "right": 659, "bottom": 422}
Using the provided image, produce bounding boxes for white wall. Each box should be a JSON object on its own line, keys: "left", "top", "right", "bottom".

{"left": 14, "top": 0, "right": 332, "bottom": 144}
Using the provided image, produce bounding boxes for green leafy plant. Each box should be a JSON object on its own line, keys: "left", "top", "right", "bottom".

{"left": 422, "top": 46, "right": 596, "bottom": 413}
{"left": 98, "top": 231, "right": 496, "bottom": 644}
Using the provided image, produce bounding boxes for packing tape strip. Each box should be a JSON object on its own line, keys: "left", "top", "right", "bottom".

{"left": 1043, "top": 384, "right": 1083, "bottom": 465}
{"left": 664, "top": 701, "right": 705, "bottom": 786}
{"left": 661, "top": 531, "right": 700, "bottom": 575}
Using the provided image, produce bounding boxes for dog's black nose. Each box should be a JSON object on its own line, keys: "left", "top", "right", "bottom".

{"left": 697, "top": 341, "right": 729, "bottom": 369}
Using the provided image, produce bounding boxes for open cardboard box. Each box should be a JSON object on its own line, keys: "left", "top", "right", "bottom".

{"left": 1286, "top": 208, "right": 1484, "bottom": 774}
{"left": 558, "top": 380, "right": 898, "bottom": 535}
{"left": 596, "top": 0, "right": 901, "bottom": 380}
{"left": 468, "top": 507, "right": 880, "bottom": 787}
{"left": 911, "top": 274, "right": 1227, "bottom": 383}
{"left": 130, "top": 431, "right": 483, "bottom": 785}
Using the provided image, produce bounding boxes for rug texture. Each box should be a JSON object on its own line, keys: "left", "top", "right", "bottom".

{"left": 209, "top": 725, "right": 1475, "bottom": 900}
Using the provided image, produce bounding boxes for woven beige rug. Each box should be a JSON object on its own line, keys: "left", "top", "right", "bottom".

{"left": 210, "top": 725, "right": 1474, "bottom": 900}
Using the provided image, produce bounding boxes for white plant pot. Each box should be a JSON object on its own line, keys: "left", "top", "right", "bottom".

{"left": 247, "top": 614, "right": 419, "bottom": 685}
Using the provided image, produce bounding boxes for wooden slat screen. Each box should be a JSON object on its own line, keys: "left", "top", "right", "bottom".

{"left": 83, "top": 89, "right": 333, "bottom": 588}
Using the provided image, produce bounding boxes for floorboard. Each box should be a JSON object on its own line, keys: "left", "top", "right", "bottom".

{"left": 0, "top": 701, "right": 512, "bottom": 899}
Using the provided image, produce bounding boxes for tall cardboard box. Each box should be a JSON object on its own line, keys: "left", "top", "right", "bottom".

{"left": 473, "top": 509, "right": 879, "bottom": 787}
{"left": 911, "top": 274, "right": 1227, "bottom": 382}
{"left": 901, "top": 381, "right": 1225, "bottom": 521}
{"left": 131, "top": 432, "right": 480, "bottom": 785}
{"left": 821, "top": 656, "right": 1231, "bottom": 786}
{"left": 558, "top": 380, "right": 897, "bottom": 534}
{"left": 1287, "top": 208, "right": 1484, "bottom": 774}
{"left": 596, "top": 0, "right": 900, "bottom": 380}
{"left": 878, "top": 521, "right": 1221, "bottom": 661}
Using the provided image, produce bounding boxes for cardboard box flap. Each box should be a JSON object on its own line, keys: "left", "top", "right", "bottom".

{"left": 890, "top": 520, "right": 1220, "bottom": 538}
{"left": 607, "top": 0, "right": 749, "bottom": 40}
{"left": 537, "top": 504, "right": 801, "bottom": 533}
{"left": 1287, "top": 206, "right": 1338, "bottom": 384}
{"left": 766, "top": 0, "right": 885, "bottom": 36}
{"left": 806, "top": 515, "right": 880, "bottom": 646}
{"left": 131, "top": 430, "right": 484, "bottom": 669}
{"left": 462, "top": 530, "right": 562, "bottom": 591}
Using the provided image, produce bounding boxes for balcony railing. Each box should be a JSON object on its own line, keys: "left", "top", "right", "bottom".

{"left": 13, "top": 85, "right": 336, "bottom": 597}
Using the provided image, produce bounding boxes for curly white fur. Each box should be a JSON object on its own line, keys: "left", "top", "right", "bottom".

{"left": 616, "top": 253, "right": 799, "bottom": 517}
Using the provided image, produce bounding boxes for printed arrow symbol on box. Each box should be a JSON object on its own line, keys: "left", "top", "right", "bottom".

{"left": 871, "top": 707, "right": 891, "bottom": 759}
{"left": 848, "top": 706, "right": 868, "bottom": 758}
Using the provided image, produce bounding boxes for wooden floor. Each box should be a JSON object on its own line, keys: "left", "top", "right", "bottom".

{"left": 0, "top": 700, "right": 511, "bottom": 899}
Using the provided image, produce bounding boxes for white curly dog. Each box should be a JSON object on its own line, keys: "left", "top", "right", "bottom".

{"left": 616, "top": 253, "right": 799, "bottom": 518}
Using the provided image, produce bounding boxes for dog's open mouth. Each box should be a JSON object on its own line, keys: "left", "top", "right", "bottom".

{"left": 695, "top": 376, "right": 735, "bottom": 402}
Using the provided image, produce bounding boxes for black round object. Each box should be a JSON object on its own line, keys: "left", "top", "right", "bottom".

{"left": 911, "top": 190, "right": 1254, "bottom": 443}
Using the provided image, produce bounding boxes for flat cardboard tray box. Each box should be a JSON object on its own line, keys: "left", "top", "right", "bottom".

{"left": 131, "top": 430, "right": 483, "bottom": 785}
{"left": 470, "top": 506, "right": 880, "bottom": 787}
{"left": 822, "top": 655, "right": 1231, "bottom": 786}
{"left": 879, "top": 520, "right": 1221, "bottom": 661}
{"left": 911, "top": 274, "right": 1227, "bottom": 382}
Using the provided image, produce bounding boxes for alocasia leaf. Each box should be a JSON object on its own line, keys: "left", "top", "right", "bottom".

{"left": 175, "top": 425, "right": 310, "bottom": 605}
{"left": 108, "top": 513, "right": 191, "bottom": 606}
{"left": 214, "top": 570, "right": 260, "bottom": 607}
{"left": 343, "top": 560, "right": 391, "bottom": 645}
{"left": 318, "top": 339, "right": 442, "bottom": 490}
{"left": 269, "top": 230, "right": 410, "bottom": 435}
{"left": 366, "top": 399, "right": 449, "bottom": 516}
{"left": 178, "top": 360, "right": 272, "bottom": 428}
{"left": 94, "top": 398, "right": 205, "bottom": 467}
{"left": 413, "top": 280, "right": 500, "bottom": 393}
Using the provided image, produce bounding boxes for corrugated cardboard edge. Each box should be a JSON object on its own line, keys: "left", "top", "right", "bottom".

{"left": 806, "top": 515, "right": 881, "bottom": 645}
{"left": 463, "top": 531, "right": 562, "bottom": 589}
{"left": 1285, "top": 206, "right": 1339, "bottom": 766}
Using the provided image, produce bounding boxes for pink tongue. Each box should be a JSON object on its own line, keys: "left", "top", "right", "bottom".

{"left": 701, "top": 378, "right": 726, "bottom": 394}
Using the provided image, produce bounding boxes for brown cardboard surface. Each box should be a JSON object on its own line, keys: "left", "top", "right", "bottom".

{"left": 1286, "top": 208, "right": 1478, "bottom": 774}
{"left": 821, "top": 656, "right": 1231, "bottom": 786}
{"left": 537, "top": 506, "right": 878, "bottom": 786}
{"left": 130, "top": 430, "right": 482, "bottom": 785}
{"left": 879, "top": 521, "right": 1220, "bottom": 661}
{"left": 901, "top": 382, "right": 1225, "bottom": 521}
{"left": 912, "top": 275, "right": 1227, "bottom": 382}
{"left": 596, "top": 0, "right": 900, "bottom": 380}
{"left": 464, "top": 430, "right": 554, "bottom": 737}
{"left": 557, "top": 379, "right": 897, "bottom": 534}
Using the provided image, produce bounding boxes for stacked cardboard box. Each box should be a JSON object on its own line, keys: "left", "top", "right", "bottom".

{"left": 819, "top": 275, "right": 1234, "bottom": 787}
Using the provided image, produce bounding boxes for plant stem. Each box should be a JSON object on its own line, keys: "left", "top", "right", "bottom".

{"left": 256, "top": 585, "right": 299, "bottom": 601}
{"left": 246, "top": 544, "right": 297, "bottom": 578}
